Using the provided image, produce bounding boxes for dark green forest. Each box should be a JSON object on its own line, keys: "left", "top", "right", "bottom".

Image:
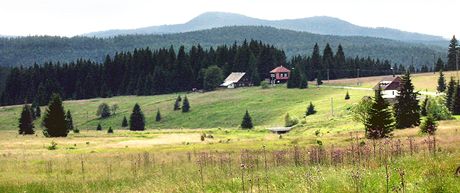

{"left": 0, "top": 26, "right": 445, "bottom": 68}
{"left": 0, "top": 40, "right": 402, "bottom": 106}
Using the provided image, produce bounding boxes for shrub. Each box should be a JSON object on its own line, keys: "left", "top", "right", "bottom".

{"left": 96, "top": 103, "right": 111, "bottom": 118}
{"left": 96, "top": 123, "right": 102, "bottom": 131}
{"left": 156, "top": 109, "right": 161, "bottom": 122}
{"left": 122, "top": 116, "right": 128, "bottom": 127}
{"left": 174, "top": 96, "right": 181, "bottom": 111}
{"left": 426, "top": 97, "right": 452, "bottom": 120}
{"left": 182, "top": 96, "right": 190, "bottom": 112}
{"left": 260, "top": 80, "right": 270, "bottom": 89}
{"left": 284, "top": 113, "right": 299, "bottom": 127}
{"left": 306, "top": 102, "right": 317, "bottom": 116}
{"left": 345, "top": 91, "right": 350, "bottom": 100}
{"left": 107, "top": 127, "right": 113, "bottom": 134}
{"left": 73, "top": 128, "right": 80, "bottom": 133}
{"left": 47, "top": 141, "right": 57, "bottom": 150}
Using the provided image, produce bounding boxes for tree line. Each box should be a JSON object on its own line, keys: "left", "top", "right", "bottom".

{"left": 0, "top": 40, "right": 286, "bottom": 106}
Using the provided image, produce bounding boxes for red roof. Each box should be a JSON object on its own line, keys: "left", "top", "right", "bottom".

{"left": 270, "top": 66, "right": 291, "bottom": 73}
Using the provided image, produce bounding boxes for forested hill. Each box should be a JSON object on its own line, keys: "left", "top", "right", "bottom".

{"left": 0, "top": 26, "right": 445, "bottom": 68}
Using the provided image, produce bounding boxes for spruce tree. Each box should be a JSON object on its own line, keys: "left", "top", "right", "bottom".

{"left": 421, "top": 97, "right": 429, "bottom": 116}
{"left": 42, "top": 94, "right": 69, "bottom": 137}
{"left": 437, "top": 70, "right": 446, "bottom": 93}
{"left": 65, "top": 110, "right": 74, "bottom": 131}
{"left": 394, "top": 72, "right": 420, "bottom": 128}
{"left": 451, "top": 82, "right": 460, "bottom": 115}
{"left": 420, "top": 113, "right": 437, "bottom": 135}
{"left": 174, "top": 96, "right": 181, "bottom": 111}
{"left": 122, "top": 116, "right": 128, "bottom": 127}
{"left": 107, "top": 127, "right": 113, "bottom": 134}
{"left": 35, "top": 105, "right": 41, "bottom": 118}
{"left": 447, "top": 35, "right": 458, "bottom": 70}
{"left": 129, "top": 103, "right": 145, "bottom": 131}
{"left": 434, "top": 57, "right": 444, "bottom": 72}
{"left": 306, "top": 102, "right": 317, "bottom": 116}
{"left": 97, "top": 123, "right": 102, "bottom": 131}
{"left": 18, "top": 104, "right": 35, "bottom": 135}
{"left": 287, "top": 67, "right": 301, "bottom": 88}
{"left": 182, "top": 96, "right": 190, "bottom": 112}
{"left": 241, "top": 110, "right": 253, "bottom": 129}
{"left": 299, "top": 75, "right": 308, "bottom": 89}
{"left": 345, "top": 91, "right": 350, "bottom": 100}
{"left": 445, "top": 77, "right": 456, "bottom": 110}
{"left": 365, "top": 89, "right": 395, "bottom": 139}
{"left": 156, "top": 109, "right": 161, "bottom": 122}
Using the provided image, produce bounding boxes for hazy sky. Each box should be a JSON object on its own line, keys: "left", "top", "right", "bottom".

{"left": 0, "top": 0, "right": 458, "bottom": 38}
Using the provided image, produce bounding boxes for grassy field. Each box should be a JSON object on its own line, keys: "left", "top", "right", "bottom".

{"left": 0, "top": 72, "right": 459, "bottom": 192}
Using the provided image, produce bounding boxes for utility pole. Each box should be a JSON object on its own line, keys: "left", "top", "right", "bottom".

{"left": 331, "top": 97, "right": 334, "bottom": 117}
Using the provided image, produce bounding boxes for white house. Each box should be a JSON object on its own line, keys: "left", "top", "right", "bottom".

{"left": 220, "top": 72, "right": 252, "bottom": 88}
{"left": 373, "top": 76, "right": 402, "bottom": 99}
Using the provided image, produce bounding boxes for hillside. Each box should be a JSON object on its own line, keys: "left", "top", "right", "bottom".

{"left": 85, "top": 12, "right": 446, "bottom": 44}
{"left": 0, "top": 26, "right": 445, "bottom": 68}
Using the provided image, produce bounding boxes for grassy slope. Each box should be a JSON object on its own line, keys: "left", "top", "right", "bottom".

{"left": 0, "top": 86, "right": 369, "bottom": 132}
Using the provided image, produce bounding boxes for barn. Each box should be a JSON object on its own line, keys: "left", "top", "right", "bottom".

{"left": 220, "top": 72, "right": 252, "bottom": 88}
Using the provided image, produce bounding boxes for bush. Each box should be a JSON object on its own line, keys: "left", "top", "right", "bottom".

{"left": 345, "top": 91, "right": 350, "bottom": 100}
{"left": 47, "top": 141, "right": 57, "bottom": 150}
{"left": 96, "top": 123, "right": 102, "bottom": 131}
{"left": 107, "top": 127, "right": 113, "bottom": 134}
{"left": 260, "top": 80, "right": 270, "bottom": 89}
{"left": 96, "top": 103, "right": 111, "bottom": 118}
{"left": 420, "top": 114, "right": 437, "bottom": 135}
{"left": 306, "top": 102, "right": 317, "bottom": 116}
{"left": 182, "top": 96, "right": 190, "bottom": 112}
{"left": 122, "top": 116, "right": 128, "bottom": 127}
{"left": 284, "top": 113, "right": 299, "bottom": 127}
{"left": 73, "top": 128, "right": 80, "bottom": 133}
{"left": 426, "top": 97, "right": 452, "bottom": 120}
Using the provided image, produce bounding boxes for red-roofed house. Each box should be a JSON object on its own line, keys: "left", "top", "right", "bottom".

{"left": 270, "top": 66, "right": 291, "bottom": 84}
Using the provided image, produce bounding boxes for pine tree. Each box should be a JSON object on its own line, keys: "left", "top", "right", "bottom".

{"left": 434, "top": 57, "right": 444, "bottom": 72}
{"left": 129, "top": 103, "right": 145, "bottom": 131}
{"left": 451, "top": 82, "right": 460, "bottom": 115}
{"left": 437, "top": 70, "right": 446, "bottom": 93}
{"left": 447, "top": 35, "right": 459, "bottom": 70}
{"left": 18, "top": 104, "right": 35, "bottom": 135}
{"left": 182, "top": 96, "right": 190, "bottom": 112}
{"left": 421, "top": 97, "right": 429, "bottom": 116}
{"left": 42, "top": 94, "right": 69, "bottom": 137}
{"left": 365, "top": 89, "right": 395, "bottom": 139}
{"left": 122, "top": 116, "right": 128, "bottom": 127}
{"left": 306, "top": 102, "right": 317, "bottom": 116}
{"left": 241, "top": 110, "right": 253, "bottom": 129}
{"left": 394, "top": 72, "right": 420, "bottom": 128}
{"left": 345, "top": 91, "right": 350, "bottom": 100}
{"left": 156, "top": 109, "right": 161, "bottom": 122}
{"left": 174, "top": 96, "right": 181, "bottom": 111}
{"left": 97, "top": 123, "right": 102, "bottom": 131}
{"left": 107, "top": 127, "right": 113, "bottom": 134}
{"left": 35, "top": 105, "right": 41, "bottom": 118}
{"left": 65, "top": 110, "right": 74, "bottom": 131}
{"left": 446, "top": 77, "right": 456, "bottom": 110}
{"left": 420, "top": 113, "right": 437, "bottom": 135}
{"left": 287, "top": 67, "right": 301, "bottom": 88}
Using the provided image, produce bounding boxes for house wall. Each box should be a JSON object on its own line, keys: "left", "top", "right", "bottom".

{"left": 382, "top": 90, "right": 398, "bottom": 98}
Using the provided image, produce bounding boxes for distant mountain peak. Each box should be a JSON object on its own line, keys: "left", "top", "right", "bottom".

{"left": 83, "top": 11, "right": 445, "bottom": 42}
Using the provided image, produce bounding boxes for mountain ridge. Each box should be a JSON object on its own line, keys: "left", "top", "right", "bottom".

{"left": 84, "top": 12, "right": 445, "bottom": 43}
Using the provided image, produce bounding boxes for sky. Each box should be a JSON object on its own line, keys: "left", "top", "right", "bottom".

{"left": 0, "top": 0, "right": 458, "bottom": 38}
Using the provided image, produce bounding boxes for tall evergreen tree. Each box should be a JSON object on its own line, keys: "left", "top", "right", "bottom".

{"left": 446, "top": 77, "right": 456, "bottom": 110}
{"left": 365, "top": 89, "right": 395, "bottom": 139}
{"left": 65, "top": 110, "right": 74, "bottom": 131}
{"left": 322, "top": 44, "right": 335, "bottom": 79}
{"left": 287, "top": 67, "right": 301, "bottom": 88}
{"left": 42, "top": 94, "right": 69, "bottom": 137}
{"left": 447, "top": 35, "right": 459, "bottom": 70}
{"left": 156, "top": 109, "right": 161, "bottom": 122}
{"left": 129, "top": 103, "right": 145, "bottom": 131}
{"left": 311, "top": 43, "right": 321, "bottom": 80}
{"left": 241, "top": 110, "right": 253, "bottom": 129}
{"left": 174, "top": 95, "right": 181, "bottom": 111}
{"left": 122, "top": 116, "right": 128, "bottom": 127}
{"left": 182, "top": 96, "right": 190, "bottom": 112}
{"left": 394, "top": 72, "right": 420, "bottom": 128}
{"left": 18, "top": 104, "right": 35, "bottom": 135}
{"left": 437, "top": 70, "right": 447, "bottom": 93}
{"left": 451, "top": 82, "right": 460, "bottom": 115}
{"left": 435, "top": 57, "right": 444, "bottom": 72}
{"left": 247, "top": 53, "right": 261, "bottom": 86}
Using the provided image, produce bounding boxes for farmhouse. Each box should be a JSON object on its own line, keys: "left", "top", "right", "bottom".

{"left": 270, "top": 65, "right": 291, "bottom": 84}
{"left": 220, "top": 72, "right": 252, "bottom": 88}
{"left": 373, "top": 76, "right": 402, "bottom": 99}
